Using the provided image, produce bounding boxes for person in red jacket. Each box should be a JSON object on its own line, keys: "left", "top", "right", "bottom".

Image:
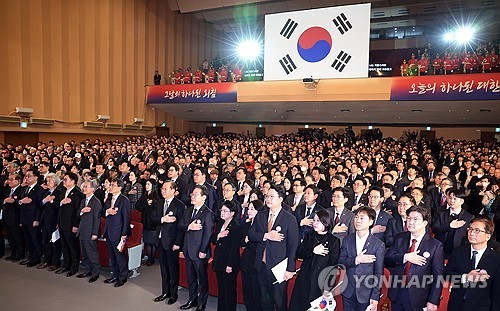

{"left": 463, "top": 52, "right": 473, "bottom": 74}
{"left": 481, "top": 51, "right": 492, "bottom": 73}
{"left": 400, "top": 59, "right": 408, "bottom": 76}
{"left": 432, "top": 54, "right": 442, "bottom": 75}
{"left": 174, "top": 68, "right": 183, "bottom": 84}
{"left": 183, "top": 67, "right": 192, "bottom": 84}
{"left": 218, "top": 66, "right": 227, "bottom": 82}
{"left": 232, "top": 65, "right": 242, "bottom": 81}
{"left": 418, "top": 55, "right": 429, "bottom": 75}
{"left": 443, "top": 53, "right": 453, "bottom": 74}
{"left": 193, "top": 68, "right": 203, "bottom": 84}
{"left": 490, "top": 48, "right": 498, "bottom": 71}
{"left": 206, "top": 66, "right": 215, "bottom": 83}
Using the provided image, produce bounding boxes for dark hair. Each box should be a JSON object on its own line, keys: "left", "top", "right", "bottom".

{"left": 193, "top": 184, "right": 208, "bottom": 197}
{"left": 268, "top": 184, "right": 285, "bottom": 198}
{"left": 382, "top": 183, "right": 394, "bottom": 192}
{"left": 243, "top": 179, "right": 254, "bottom": 189}
{"left": 147, "top": 179, "right": 160, "bottom": 200}
{"left": 250, "top": 199, "right": 265, "bottom": 211}
{"left": 369, "top": 186, "right": 384, "bottom": 198}
{"left": 305, "top": 184, "right": 320, "bottom": 195}
{"left": 163, "top": 179, "right": 177, "bottom": 191}
{"left": 111, "top": 178, "right": 125, "bottom": 189}
{"left": 223, "top": 182, "right": 237, "bottom": 191}
{"left": 221, "top": 200, "right": 238, "bottom": 213}
{"left": 293, "top": 178, "right": 306, "bottom": 187}
{"left": 168, "top": 164, "right": 180, "bottom": 172}
{"left": 332, "top": 187, "right": 349, "bottom": 198}
{"left": 315, "top": 209, "right": 332, "bottom": 231}
{"left": 65, "top": 172, "right": 79, "bottom": 184}
{"left": 406, "top": 205, "right": 431, "bottom": 224}
{"left": 469, "top": 216, "right": 495, "bottom": 235}
{"left": 447, "top": 188, "right": 466, "bottom": 200}
{"left": 356, "top": 206, "right": 376, "bottom": 229}
{"left": 382, "top": 173, "right": 394, "bottom": 181}
{"left": 354, "top": 177, "right": 367, "bottom": 187}
{"left": 250, "top": 189, "right": 264, "bottom": 201}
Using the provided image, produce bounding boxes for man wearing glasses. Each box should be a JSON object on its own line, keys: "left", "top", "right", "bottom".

{"left": 386, "top": 206, "right": 444, "bottom": 311}
{"left": 445, "top": 216, "right": 500, "bottom": 311}
{"left": 103, "top": 178, "right": 131, "bottom": 287}
{"left": 248, "top": 184, "right": 299, "bottom": 311}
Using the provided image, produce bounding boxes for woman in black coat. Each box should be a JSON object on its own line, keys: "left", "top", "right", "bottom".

{"left": 211, "top": 200, "right": 242, "bottom": 311}
{"left": 135, "top": 178, "right": 160, "bottom": 266}
{"left": 240, "top": 199, "right": 265, "bottom": 311}
{"left": 289, "top": 208, "right": 340, "bottom": 311}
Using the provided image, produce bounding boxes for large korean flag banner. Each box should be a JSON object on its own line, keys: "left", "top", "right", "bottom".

{"left": 264, "top": 3, "right": 371, "bottom": 81}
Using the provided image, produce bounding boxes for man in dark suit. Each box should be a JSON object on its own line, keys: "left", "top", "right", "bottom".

{"left": 311, "top": 166, "right": 329, "bottom": 191}
{"left": 432, "top": 189, "right": 474, "bottom": 259}
{"left": 328, "top": 187, "right": 355, "bottom": 244}
{"left": 368, "top": 186, "right": 394, "bottom": 244}
{"left": 339, "top": 206, "right": 385, "bottom": 311}
{"left": 76, "top": 179, "right": 102, "bottom": 283}
{"left": 295, "top": 184, "right": 324, "bottom": 241}
{"left": 152, "top": 181, "right": 185, "bottom": 305}
{"left": 350, "top": 177, "right": 368, "bottom": 210}
{"left": 248, "top": 184, "right": 299, "bottom": 311}
{"left": 103, "top": 178, "right": 131, "bottom": 287}
{"left": 187, "top": 168, "right": 217, "bottom": 214}
{"left": 56, "top": 172, "right": 83, "bottom": 276}
{"left": 284, "top": 178, "right": 305, "bottom": 212}
{"left": 386, "top": 195, "right": 412, "bottom": 248}
{"left": 386, "top": 206, "right": 444, "bottom": 311}
{"left": 2, "top": 174, "right": 25, "bottom": 261}
{"left": 167, "top": 164, "right": 188, "bottom": 204}
{"left": 18, "top": 168, "right": 44, "bottom": 267}
{"left": 179, "top": 185, "right": 214, "bottom": 311}
{"left": 445, "top": 217, "right": 500, "bottom": 311}
{"left": 216, "top": 182, "right": 242, "bottom": 221}
{"left": 38, "top": 173, "right": 62, "bottom": 270}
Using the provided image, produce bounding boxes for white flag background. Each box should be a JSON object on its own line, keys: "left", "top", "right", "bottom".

{"left": 264, "top": 3, "right": 371, "bottom": 81}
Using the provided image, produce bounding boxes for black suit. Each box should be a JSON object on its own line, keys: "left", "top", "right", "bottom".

{"left": 186, "top": 182, "right": 217, "bottom": 213}
{"left": 20, "top": 184, "right": 44, "bottom": 263}
{"left": 248, "top": 208, "right": 299, "bottom": 311}
{"left": 240, "top": 219, "right": 260, "bottom": 311}
{"left": 179, "top": 204, "right": 214, "bottom": 306}
{"left": 59, "top": 187, "right": 84, "bottom": 272}
{"left": 295, "top": 203, "right": 324, "bottom": 241}
{"left": 40, "top": 188, "right": 62, "bottom": 266}
{"left": 446, "top": 244, "right": 500, "bottom": 311}
{"left": 77, "top": 195, "right": 102, "bottom": 277}
{"left": 211, "top": 219, "right": 242, "bottom": 311}
{"left": 432, "top": 208, "right": 474, "bottom": 258}
{"left": 2, "top": 186, "right": 25, "bottom": 259}
{"left": 104, "top": 194, "right": 131, "bottom": 281}
{"left": 386, "top": 232, "right": 445, "bottom": 310}
{"left": 385, "top": 214, "right": 407, "bottom": 248}
{"left": 152, "top": 197, "right": 185, "bottom": 298}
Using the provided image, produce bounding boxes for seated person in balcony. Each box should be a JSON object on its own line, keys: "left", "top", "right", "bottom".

{"left": 183, "top": 67, "right": 192, "bottom": 84}
{"left": 232, "top": 64, "right": 242, "bottom": 81}
{"left": 432, "top": 54, "right": 442, "bottom": 75}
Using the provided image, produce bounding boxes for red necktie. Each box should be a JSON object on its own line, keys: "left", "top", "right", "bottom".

{"left": 334, "top": 213, "right": 340, "bottom": 226}
{"left": 404, "top": 239, "right": 417, "bottom": 284}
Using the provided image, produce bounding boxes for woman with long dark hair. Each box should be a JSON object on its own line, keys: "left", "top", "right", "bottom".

{"left": 135, "top": 179, "right": 160, "bottom": 266}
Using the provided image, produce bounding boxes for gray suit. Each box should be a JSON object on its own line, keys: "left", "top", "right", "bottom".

{"left": 77, "top": 195, "right": 102, "bottom": 277}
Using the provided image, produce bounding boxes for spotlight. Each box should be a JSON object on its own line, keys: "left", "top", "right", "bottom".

{"left": 456, "top": 27, "right": 474, "bottom": 44}
{"left": 237, "top": 40, "right": 261, "bottom": 61}
{"left": 443, "top": 32, "right": 454, "bottom": 42}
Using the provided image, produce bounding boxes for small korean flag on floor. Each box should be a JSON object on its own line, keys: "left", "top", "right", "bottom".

{"left": 264, "top": 3, "right": 371, "bottom": 81}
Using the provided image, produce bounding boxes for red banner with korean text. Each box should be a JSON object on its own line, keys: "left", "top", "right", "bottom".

{"left": 390, "top": 73, "right": 500, "bottom": 101}
{"left": 146, "top": 83, "right": 237, "bottom": 103}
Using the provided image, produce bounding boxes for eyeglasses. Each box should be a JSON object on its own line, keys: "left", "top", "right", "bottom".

{"left": 398, "top": 202, "right": 412, "bottom": 206}
{"left": 219, "top": 209, "right": 232, "bottom": 214}
{"left": 467, "top": 227, "right": 488, "bottom": 234}
{"left": 407, "top": 217, "right": 423, "bottom": 223}
{"left": 109, "top": 184, "right": 119, "bottom": 188}
{"left": 265, "top": 195, "right": 279, "bottom": 199}
{"left": 368, "top": 196, "right": 381, "bottom": 199}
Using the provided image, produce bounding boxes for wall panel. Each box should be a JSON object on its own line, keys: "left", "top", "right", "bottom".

{"left": 0, "top": 0, "right": 228, "bottom": 133}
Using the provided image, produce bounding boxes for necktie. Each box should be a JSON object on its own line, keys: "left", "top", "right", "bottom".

{"left": 429, "top": 171, "right": 433, "bottom": 179}
{"left": 263, "top": 213, "right": 275, "bottom": 263}
{"left": 305, "top": 206, "right": 312, "bottom": 217}
{"left": 163, "top": 200, "right": 169, "bottom": 216}
{"left": 404, "top": 239, "right": 417, "bottom": 284}
{"left": 111, "top": 196, "right": 116, "bottom": 207}
{"left": 191, "top": 208, "right": 199, "bottom": 220}
{"left": 85, "top": 198, "right": 89, "bottom": 206}
{"left": 444, "top": 213, "right": 458, "bottom": 254}
{"left": 403, "top": 220, "right": 408, "bottom": 232}
{"left": 334, "top": 213, "right": 340, "bottom": 226}
{"left": 9, "top": 188, "right": 14, "bottom": 197}
{"left": 354, "top": 195, "right": 360, "bottom": 205}
{"left": 440, "top": 194, "right": 446, "bottom": 206}
{"left": 471, "top": 250, "right": 478, "bottom": 270}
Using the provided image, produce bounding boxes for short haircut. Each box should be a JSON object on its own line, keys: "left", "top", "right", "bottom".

{"left": 193, "top": 184, "right": 208, "bottom": 197}
{"left": 305, "top": 184, "right": 320, "bottom": 195}
{"left": 268, "top": 184, "right": 285, "bottom": 198}
{"left": 369, "top": 186, "right": 384, "bottom": 198}
{"left": 45, "top": 173, "right": 60, "bottom": 186}
{"left": 332, "top": 187, "right": 349, "bottom": 198}
{"left": 447, "top": 188, "right": 466, "bottom": 200}
{"left": 65, "top": 172, "right": 79, "bottom": 184}
{"left": 315, "top": 208, "right": 332, "bottom": 231}
{"left": 224, "top": 182, "right": 236, "bottom": 191}
{"left": 293, "top": 178, "right": 306, "bottom": 187}
{"left": 111, "top": 178, "right": 125, "bottom": 189}
{"left": 163, "top": 180, "right": 178, "bottom": 191}
{"left": 221, "top": 200, "right": 238, "bottom": 213}
{"left": 470, "top": 216, "right": 495, "bottom": 235}
{"left": 354, "top": 177, "right": 367, "bottom": 187}
{"left": 406, "top": 205, "right": 431, "bottom": 224}
{"left": 356, "top": 206, "right": 376, "bottom": 229}
{"left": 382, "top": 183, "right": 394, "bottom": 192}
{"left": 250, "top": 199, "right": 265, "bottom": 211}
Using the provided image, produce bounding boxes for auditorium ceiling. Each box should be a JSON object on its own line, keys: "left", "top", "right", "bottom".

{"left": 167, "top": 0, "right": 500, "bottom": 34}
{"left": 150, "top": 100, "right": 500, "bottom": 126}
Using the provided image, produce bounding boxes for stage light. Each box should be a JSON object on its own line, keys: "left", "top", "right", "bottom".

{"left": 443, "top": 32, "right": 454, "bottom": 42}
{"left": 237, "top": 40, "right": 261, "bottom": 61}
{"left": 456, "top": 27, "right": 474, "bottom": 44}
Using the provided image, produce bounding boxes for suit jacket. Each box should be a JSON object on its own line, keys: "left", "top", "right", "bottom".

{"left": 385, "top": 214, "right": 406, "bottom": 248}
{"left": 211, "top": 218, "right": 241, "bottom": 272}
{"left": 20, "top": 184, "right": 44, "bottom": 225}
{"left": 186, "top": 182, "right": 217, "bottom": 213}
{"left": 295, "top": 203, "right": 324, "bottom": 241}
{"left": 178, "top": 204, "right": 214, "bottom": 260}
{"left": 284, "top": 193, "right": 305, "bottom": 209}
{"left": 240, "top": 219, "right": 258, "bottom": 273}
{"left": 103, "top": 194, "right": 131, "bottom": 242}
{"left": 385, "top": 232, "right": 445, "bottom": 309}
{"left": 431, "top": 208, "right": 474, "bottom": 251}
{"left": 349, "top": 192, "right": 368, "bottom": 209}
{"left": 152, "top": 197, "right": 185, "bottom": 249}
{"left": 2, "top": 186, "right": 24, "bottom": 227}
{"left": 315, "top": 179, "right": 329, "bottom": 191}
{"left": 339, "top": 233, "right": 385, "bottom": 303}
{"left": 40, "top": 188, "right": 62, "bottom": 232}
{"left": 373, "top": 209, "right": 394, "bottom": 244}
{"left": 77, "top": 195, "right": 102, "bottom": 240}
{"left": 58, "top": 187, "right": 84, "bottom": 231}
{"left": 248, "top": 208, "right": 299, "bottom": 273}
{"left": 445, "top": 244, "right": 500, "bottom": 311}
{"left": 326, "top": 207, "right": 355, "bottom": 243}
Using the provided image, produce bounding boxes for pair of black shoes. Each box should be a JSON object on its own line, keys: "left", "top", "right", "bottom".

{"left": 180, "top": 300, "right": 206, "bottom": 311}
{"left": 104, "top": 277, "right": 127, "bottom": 287}
{"left": 154, "top": 293, "right": 177, "bottom": 305}
{"left": 77, "top": 272, "right": 99, "bottom": 283}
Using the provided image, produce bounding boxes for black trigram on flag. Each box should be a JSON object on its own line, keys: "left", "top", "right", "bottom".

{"left": 280, "top": 18, "right": 298, "bottom": 39}
{"left": 279, "top": 54, "right": 297, "bottom": 74}
{"left": 333, "top": 13, "right": 353, "bottom": 35}
{"left": 331, "top": 51, "right": 351, "bottom": 72}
